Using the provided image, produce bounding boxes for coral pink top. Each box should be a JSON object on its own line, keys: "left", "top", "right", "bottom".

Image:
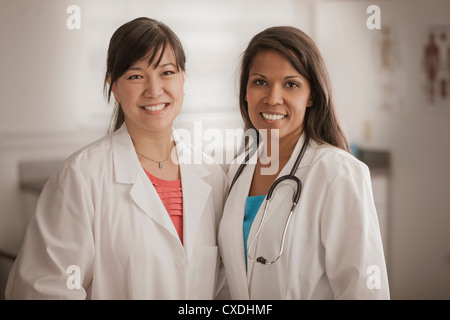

{"left": 144, "top": 169, "right": 183, "bottom": 244}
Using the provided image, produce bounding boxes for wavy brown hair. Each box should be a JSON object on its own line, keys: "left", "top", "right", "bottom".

{"left": 239, "top": 26, "right": 350, "bottom": 152}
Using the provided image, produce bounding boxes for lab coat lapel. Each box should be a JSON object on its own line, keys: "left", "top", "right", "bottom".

{"left": 112, "top": 124, "right": 181, "bottom": 243}
{"left": 130, "top": 172, "right": 180, "bottom": 241}
{"left": 226, "top": 157, "right": 257, "bottom": 298}
{"left": 173, "top": 130, "right": 212, "bottom": 262}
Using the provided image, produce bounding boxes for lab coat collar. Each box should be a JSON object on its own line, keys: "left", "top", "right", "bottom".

{"left": 172, "top": 128, "right": 212, "bottom": 261}
{"left": 111, "top": 124, "right": 140, "bottom": 184}
{"left": 111, "top": 124, "right": 212, "bottom": 261}
{"left": 111, "top": 123, "right": 210, "bottom": 183}
{"left": 224, "top": 161, "right": 254, "bottom": 299}
{"left": 256, "top": 132, "right": 313, "bottom": 171}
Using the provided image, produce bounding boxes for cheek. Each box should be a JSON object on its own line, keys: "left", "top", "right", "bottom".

{"left": 114, "top": 83, "right": 140, "bottom": 104}
{"left": 287, "top": 102, "right": 309, "bottom": 128}
{"left": 247, "top": 101, "right": 259, "bottom": 122}
{"left": 245, "top": 87, "right": 256, "bottom": 104}
{"left": 245, "top": 90, "right": 259, "bottom": 114}
{"left": 169, "top": 79, "right": 185, "bottom": 101}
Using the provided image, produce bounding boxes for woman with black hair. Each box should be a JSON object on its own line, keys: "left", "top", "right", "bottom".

{"left": 6, "top": 17, "right": 227, "bottom": 300}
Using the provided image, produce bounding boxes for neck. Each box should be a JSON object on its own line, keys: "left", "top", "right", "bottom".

{"left": 126, "top": 121, "right": 174, "bottom": 160}
{"left": 261, "top": 128, "right": 302, "bottom": 162}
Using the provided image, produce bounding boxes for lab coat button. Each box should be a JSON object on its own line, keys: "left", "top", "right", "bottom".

{"left": 176, "top": 259, "right": 185, "bottom": 268}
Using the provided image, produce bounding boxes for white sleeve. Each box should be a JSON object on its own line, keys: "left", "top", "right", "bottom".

{"left": 320, "top": 161, "right": 390, "bottom": 299}
{"left": 5, "top": 164, "right": 95, "bottom": 299}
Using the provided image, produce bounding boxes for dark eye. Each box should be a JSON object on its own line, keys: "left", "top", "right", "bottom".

{"left": 254, "top": 79, "right": 266, "bottom": 86}
{"left": 128, "top": 75, "right": 143, "bottom": 80}
{"left": 286, "top": 82, "right": 299, "bottom": 88}
{"left": 162, "top": 70, "right": 176, "bottom": 76}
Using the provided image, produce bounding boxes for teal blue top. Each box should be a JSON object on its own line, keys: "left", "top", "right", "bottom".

{"left": 243, "top": 195, "right": 265, "bottom": 268}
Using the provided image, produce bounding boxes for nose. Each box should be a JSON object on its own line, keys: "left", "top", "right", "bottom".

{"left": 144, "top": 78, "right": 164, "bottom": 98}
{"left": 263, "top": 85, "right": 283, "bottom": 106}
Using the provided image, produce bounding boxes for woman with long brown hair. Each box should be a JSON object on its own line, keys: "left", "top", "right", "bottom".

{"left": 218, "top": 26, "right": 389, "bottom": 299}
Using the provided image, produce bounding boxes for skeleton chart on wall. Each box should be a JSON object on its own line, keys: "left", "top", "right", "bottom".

{"left": 422, "top": 25, "right": 450, "bottom": 110}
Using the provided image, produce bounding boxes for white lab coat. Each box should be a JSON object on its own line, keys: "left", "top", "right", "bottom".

{"left": 218, "top": 134, "right": 390, "bottom": 299}
{"left": 6, "top": 124, "right": 227, "bottom": 299}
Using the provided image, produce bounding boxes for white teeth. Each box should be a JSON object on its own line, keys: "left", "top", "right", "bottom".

{"left": 261, "top": 113, "right": 286, "bottom": 120}
{"left": 142, "top": 103, "right": 167, "bottom": 111}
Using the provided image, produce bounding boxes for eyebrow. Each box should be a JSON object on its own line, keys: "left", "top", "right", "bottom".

{"left": 250, "top": 73, "right": 303, "bottom": 80}
{"left": 128, "top": 62, "right": 177, "bottom": 71}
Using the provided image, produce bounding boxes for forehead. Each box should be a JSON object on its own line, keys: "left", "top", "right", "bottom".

{"left": 249, "top": 50, "right": 300, "bottom": 74}
{"left": 131, "top": 45, "right": 177, "bottom": 68}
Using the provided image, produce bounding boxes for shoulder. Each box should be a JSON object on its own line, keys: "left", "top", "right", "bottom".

{"left": 177, "top": 138, "right": 228, "bottom": 184}
{"left": 36, "top": 134, "right": 114, "bottom": 201}
{"left": 307, "top": 141, "right": 371, "bottom": 181}
{"left": 48, "top": 134, "right": 115, "bottom": 187}
{"left": 62, "top": 134, "right": 113, "bottom": 169}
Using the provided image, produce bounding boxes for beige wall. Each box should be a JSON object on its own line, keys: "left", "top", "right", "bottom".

{"left": 1, "top": 0, "right": 449, "bottom": 299}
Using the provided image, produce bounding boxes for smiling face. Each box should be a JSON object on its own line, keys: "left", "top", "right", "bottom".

{"left": 246, "top": 49, "right": 312, "bottom": 142}
{"left": 111, "top": 47, "right": 185, "bottom": 136}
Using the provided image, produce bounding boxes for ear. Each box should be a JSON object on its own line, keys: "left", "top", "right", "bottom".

{"left": 182, "top": 70, "right": 186, "bottom": 85}
{"left": 307, "top": 95, "right": 313, "bottom": 107}
{"left": 107, "top": 77, "right": 121, "bottom": 103}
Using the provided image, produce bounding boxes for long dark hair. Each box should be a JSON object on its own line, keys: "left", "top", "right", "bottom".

{"left": 104, "top": 17, "right": 186, "bottom": 132}
{"left": 239, "top": 26, "right": 350, "bottom": 152}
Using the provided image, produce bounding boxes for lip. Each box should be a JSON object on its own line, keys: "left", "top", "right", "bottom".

{"left": 260, "top": 112, "right": 287, "bottom": 121}
{"left": 139, "top": 103, "right": 169, "bottom": 114}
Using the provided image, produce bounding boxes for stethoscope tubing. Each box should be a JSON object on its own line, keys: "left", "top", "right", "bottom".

{"left": 228, "top": 136, "right": 309, "bottom": 265}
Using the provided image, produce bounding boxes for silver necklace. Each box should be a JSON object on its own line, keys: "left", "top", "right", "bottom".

{"left": 136, "top": 144, "right": 174, "bottom": 169}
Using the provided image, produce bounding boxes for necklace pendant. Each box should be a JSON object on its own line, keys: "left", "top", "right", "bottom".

{"left": 159, "top": 162, "right": 163, "bottom": 169}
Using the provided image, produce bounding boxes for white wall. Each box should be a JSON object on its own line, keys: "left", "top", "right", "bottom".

{"left": 315, "top": 0, "right": 450, "bottom": 299}
{"left": 0, "top": 0, "right": 103, "bottom": 254}
{"left": 0, "top": 0, "right": 92, "bottom": 134}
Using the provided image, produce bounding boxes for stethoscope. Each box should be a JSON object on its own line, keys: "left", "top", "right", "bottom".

{"left": 228, "top": 135, "right": 309, "bottom": 265}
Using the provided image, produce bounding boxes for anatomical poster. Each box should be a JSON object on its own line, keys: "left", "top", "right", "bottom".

{"left": 422, "top": 25, "right": 450, "bottom": 110}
